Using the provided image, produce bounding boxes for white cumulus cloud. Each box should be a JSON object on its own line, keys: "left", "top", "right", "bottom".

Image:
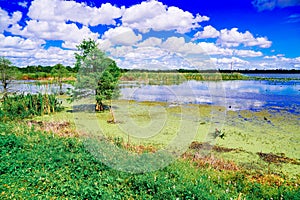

{"left": 11, "top": 20, "right": 99, "bottom": 44}
{"left": 197, "top": 42, "right": 233, "bottom": 56}
{"left": 137, "top": 37, "right": 163, "bottom": 47}
{"left": 0, "top": 8, "right": 22, "bottom": 33}
{"left": 122, "top": 0, "right": 209, "bottom": 33}
{"left": 28, "top": 0, "right": 124, "bottom": 26}
{"left": 234, "top": 49, "right": 263, "bottom": 57}
{"left": 0, "top": 34, "right": 45, "bottom": 50}
{"left": 213, "top": 57, "right": 249, "bottom": 64}
{"left": 102, "top": 26, "right": 142, "bottom": 46}
{"left": 217, "top": 28, "right": 272, "bottom": 48}
{"left": 193, "top": 25, "right": 220, "bottom": 40}
{"left": 141, "top": 36, "right": 234, "bottom": 56}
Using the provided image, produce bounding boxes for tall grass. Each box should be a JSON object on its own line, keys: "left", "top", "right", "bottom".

{"left": 0, "top": 93, "right": 63, "bottom": 121}
{"left": 120, "top": 72, "right": 249, "bottom": 85}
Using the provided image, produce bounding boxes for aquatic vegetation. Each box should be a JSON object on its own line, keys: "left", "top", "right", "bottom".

{"left": 0, "top": 93, "right": 63, "bottom": 121}
{"left": 120, "top": 72, "right": 250, "bottom": 85}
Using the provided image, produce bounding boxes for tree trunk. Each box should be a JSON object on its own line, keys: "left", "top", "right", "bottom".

{"left": 3, "top": 81, "right": 8, "bottom": 97}
{"left": 3, "top": 81, "right": 7, "bottom": 93}
{"left": 59, "top": 79, "right": 63, "bottom": 95}
{"left": 95, "top": 101, "right": 104, "bottom": 111}
{"left": 109, "top": 100, "right": 116, "bottom": 123}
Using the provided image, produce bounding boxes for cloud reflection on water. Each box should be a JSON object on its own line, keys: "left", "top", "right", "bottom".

{"left": 120, "top": 80, "right": 300, "bottom": 112}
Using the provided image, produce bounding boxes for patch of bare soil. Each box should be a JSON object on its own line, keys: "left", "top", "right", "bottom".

{"left": 190, "top": 142, "right": 299, "bottom": 166}
{"left": 257, "top": 152, "right": 300, "bottom": 165}
{"left": 189, "top": 141, "right": 238, "bottom": 153}
{"left": 182, "top": 152, "right": 240, "bottom": 171}
{"left": 27, "top": 120, "right": 78, "bottom": 137}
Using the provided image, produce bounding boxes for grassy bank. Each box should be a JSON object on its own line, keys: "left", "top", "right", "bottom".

{"left": 1, "top": 121, "right": 299, "bottom": 199}
{"left": 1, "top": 98, "right": 299, "bottom": 199}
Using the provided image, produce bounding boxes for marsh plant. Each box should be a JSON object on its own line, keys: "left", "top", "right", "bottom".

{"left": 0, "top": 93, "right": 63, "bottom": 121}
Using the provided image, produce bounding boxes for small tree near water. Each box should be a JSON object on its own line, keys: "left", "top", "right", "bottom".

{"left": 0, "top": 57, "right": 18, "bottom": 96}
{"left": 51, "top": 63, "right": 69, "bottom": 95}
{"left": 72, "top": 39, "right": 121, "bottom": 113}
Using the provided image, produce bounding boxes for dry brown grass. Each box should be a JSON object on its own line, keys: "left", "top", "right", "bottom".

{"left": 257, "top": 152, "right": 300, "bottom": 165}
{"left": 123, "top": 143, "right": 156, "bottom": 154}
{"left": 27, "top": 120, "right": 79, "bottom": 137}
{"left": 248, "top": 174, "right": 286, "bottom": 187}
{"left": 189, "top": 141, "right": 238, "bottom": 153}
{"left": 182, "top": 152, "right": 240, "bottom": 171}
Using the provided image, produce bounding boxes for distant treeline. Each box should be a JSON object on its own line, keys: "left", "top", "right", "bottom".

{"left": 14, "top": 65, "right": 78, "bottom": 80}
{"left": 18, "top": 65, "right": 78, "bottom": 73}
{"left": 16, "top": 65, "right": 300, "bottom": 76}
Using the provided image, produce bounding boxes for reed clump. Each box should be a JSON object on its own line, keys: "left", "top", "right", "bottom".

{"left": 0, "top": 93, "right": 63, "bottom": 121}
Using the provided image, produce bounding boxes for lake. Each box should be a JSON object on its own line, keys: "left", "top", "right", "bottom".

{"left": 1, "top": 78, "right": 300, "bottom": 113}
{"left": 120, "top": 79, "right": 300, "bottom": 113}
{"left": 0, "top": 80, "right": 72, "bottom": 94}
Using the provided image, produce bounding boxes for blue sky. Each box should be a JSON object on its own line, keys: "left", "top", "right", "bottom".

{"left": 0, "top": 0, "right": 299, "bottom": 70}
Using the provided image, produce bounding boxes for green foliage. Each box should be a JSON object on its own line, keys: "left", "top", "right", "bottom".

{"left": 0, "top": 122, "right": 299, "bottom": 199}
{"left": 72, "top": 39, "right": 121, "bottom": 110}
{"left": 15, "top": 65, "right": 76, "bottom": 80}
{"left": 95, "top": 61, "right": 121, "bottom": 104}
{"left": 51, "top": 64, "right": 69, "bottom": 79}
{"left": 74, "top": 38, "right": 98, "bottom": 72}
{"left": 51, "top": 64, "right": 69, "bottom": 94}
{"left": 18, "top": 65, "right": 52, "bottom": 73}
{"left": 0, "top": 93, "right": 63, "bottom": 121}
{"left": 0, "top": 57, "right": 19, "bottom": 93}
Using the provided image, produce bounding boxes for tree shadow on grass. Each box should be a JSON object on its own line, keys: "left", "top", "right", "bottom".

{"left": 67, "top": 104, "right": 96, "bottom": 113}
{"left": 67, "top": 104, "right": 116, "bottom": 113}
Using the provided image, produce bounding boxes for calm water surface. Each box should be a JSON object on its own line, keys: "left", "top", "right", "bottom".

{"left": 1, "top": 78, "right": 300, "bottom": 113}
{"left": 1, "top": 80, "right": 72, "bottom": 94}
{"left": 120, "top": 79, "right": 300, "bottom": 113}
